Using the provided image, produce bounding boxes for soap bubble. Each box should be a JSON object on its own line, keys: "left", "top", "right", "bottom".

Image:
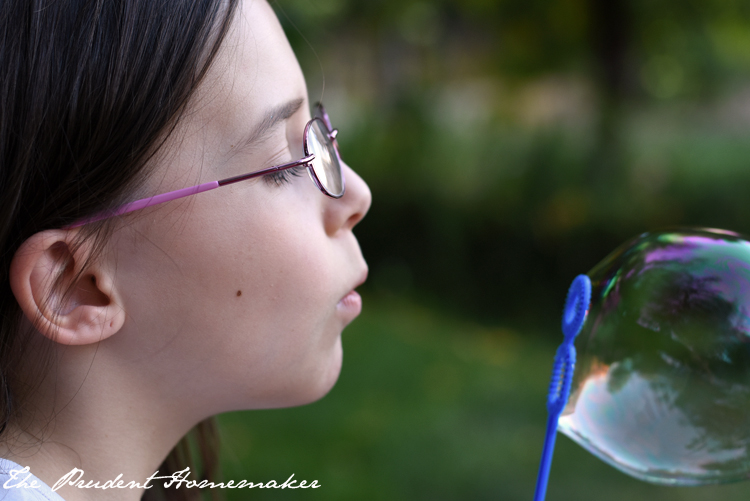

{"left": 558, "top": 228, "right": 750, "bottom": 485}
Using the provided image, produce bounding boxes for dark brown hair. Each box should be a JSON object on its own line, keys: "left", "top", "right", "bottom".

{"left": 0, "top": 0, "right": 239, "bottom": 499}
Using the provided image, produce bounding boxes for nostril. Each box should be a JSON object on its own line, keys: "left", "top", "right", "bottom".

{"left": 345, "top": 210, "right": 365, "bottom": 231}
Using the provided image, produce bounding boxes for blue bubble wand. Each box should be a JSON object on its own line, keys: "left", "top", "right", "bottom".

{"left": 533, "top": 274, "right": 591, "bottom": 501}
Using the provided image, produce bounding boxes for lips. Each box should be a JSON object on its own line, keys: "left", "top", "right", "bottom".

{"left": 336, "top": 268, "right": 367, "bottom": 322}
{"left": 338, "top": 290, "right": 362, "bottom": 309}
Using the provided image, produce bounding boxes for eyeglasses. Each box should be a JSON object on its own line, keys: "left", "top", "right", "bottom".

{"left": 65, "top": 102, "right": 344, "bottom": 229}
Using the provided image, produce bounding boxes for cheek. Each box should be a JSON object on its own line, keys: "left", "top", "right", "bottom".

{"left": 229, "top": 214, "right": 331, "bottom": 316}
{"left": 197, "top": 220, "right": 340, "bottom": 407}
{"left": 202, "top": 209, "right": 339, "bottom": 379}
{"left": 108, "top": 186, "right": 342, "bottom": 409}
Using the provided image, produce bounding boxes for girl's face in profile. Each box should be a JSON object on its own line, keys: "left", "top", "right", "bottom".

{"left": 105, "top": 0, "right": 371, "bottom": 415}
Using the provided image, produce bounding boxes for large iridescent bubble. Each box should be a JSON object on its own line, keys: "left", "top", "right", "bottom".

{"left": 558, "top": 228, "right": 750, "bottom": 485}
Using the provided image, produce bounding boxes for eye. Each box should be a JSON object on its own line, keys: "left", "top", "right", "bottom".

{"left": 263, "top": 165, "right": 306, "bottom": 186}
{"left": 261, "top": 114, "right": 308, "bottom": 186}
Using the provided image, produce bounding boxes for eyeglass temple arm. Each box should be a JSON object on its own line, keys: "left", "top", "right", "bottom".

{"left": 217, "top": 154, "right": 313, "bottom": 186}
{"left": 65, "top": 154, "right": 315, "bottom": 229}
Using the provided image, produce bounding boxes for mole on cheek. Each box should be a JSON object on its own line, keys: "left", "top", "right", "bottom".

{"left": 236, "top": 290, "right": 242, "bottom": 297}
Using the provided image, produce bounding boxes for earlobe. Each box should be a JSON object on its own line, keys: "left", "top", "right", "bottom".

{"left": 9, "top": 230, "right": 125, "bottom": 346}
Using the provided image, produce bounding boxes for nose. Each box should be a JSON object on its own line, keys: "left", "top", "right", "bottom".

{"left": 324, "top": 161, "right": 371, "bottom": 236}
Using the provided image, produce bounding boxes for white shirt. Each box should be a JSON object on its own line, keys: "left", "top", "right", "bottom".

{"left": 0, "top": 459, "right": 65, "bottom": 501}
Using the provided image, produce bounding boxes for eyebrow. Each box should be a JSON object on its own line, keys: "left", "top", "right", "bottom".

{"left": 238, "top": 97, "right": 305, "bottom": 150}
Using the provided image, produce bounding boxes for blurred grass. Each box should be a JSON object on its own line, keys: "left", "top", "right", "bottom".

{"left": 217, "top": 294, "right": 750, "bottom": 500}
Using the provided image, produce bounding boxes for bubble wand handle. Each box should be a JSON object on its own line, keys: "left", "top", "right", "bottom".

{"left": 533, "top": 274, "right": 591, "bottom": 501}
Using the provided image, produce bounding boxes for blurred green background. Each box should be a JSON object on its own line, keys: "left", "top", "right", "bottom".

{"left": 216, "top": 0, "right": 750, "bottom": 499}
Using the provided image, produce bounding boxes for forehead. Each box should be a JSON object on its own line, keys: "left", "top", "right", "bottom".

{"left": 225, "top": 0, "right": 306, "bottom": 110}
{"left": 181, "top": 0, "right": 307, "bottom": 155}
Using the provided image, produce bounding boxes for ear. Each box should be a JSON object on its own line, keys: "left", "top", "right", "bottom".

{"left": 9, "top": 230, "right": 125, "bottom": 346}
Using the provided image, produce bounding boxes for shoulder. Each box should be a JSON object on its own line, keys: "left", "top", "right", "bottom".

{"left": 0, "top": 460, "right": 66, "bottom": 501}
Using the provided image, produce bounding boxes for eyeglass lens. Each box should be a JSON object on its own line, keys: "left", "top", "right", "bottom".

{"left": 306, "top": 118, "right": 344, "bottom": 198}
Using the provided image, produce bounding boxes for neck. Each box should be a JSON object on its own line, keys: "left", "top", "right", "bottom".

{"left": 0, "top": 336, "right": 210, "bottom": 501}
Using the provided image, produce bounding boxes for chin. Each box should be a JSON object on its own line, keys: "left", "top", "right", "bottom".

{"left": 285, "top": 335, "right": 344, "bottom": 408}
{"left": 232, "top": 337, "right": 345, "bottom": 411}
{"left": 306, "top": 336, "right": 344, "bottom": 405}
{"left": 226, "top": 338, "right": 344, "bottom": 412}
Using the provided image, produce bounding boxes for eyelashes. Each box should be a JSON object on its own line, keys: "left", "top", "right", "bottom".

{"left": 263, "top": 164, "right": 307, "bottom": 186}
{"left": 260, "top": 126, "right": 307, "bottom": 186}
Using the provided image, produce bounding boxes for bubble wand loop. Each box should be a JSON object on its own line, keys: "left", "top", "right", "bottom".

{"left": 533, "top": 274, "right": 591, "bottom": 501}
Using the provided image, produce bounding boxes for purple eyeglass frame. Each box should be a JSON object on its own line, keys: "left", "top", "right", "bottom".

{"left": 65, "top": 103, "right": 344, "bottom": 229}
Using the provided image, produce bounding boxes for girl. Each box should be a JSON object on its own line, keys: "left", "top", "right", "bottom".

{"left": 0, "top": 0, "right": 371, "bottom": 499}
